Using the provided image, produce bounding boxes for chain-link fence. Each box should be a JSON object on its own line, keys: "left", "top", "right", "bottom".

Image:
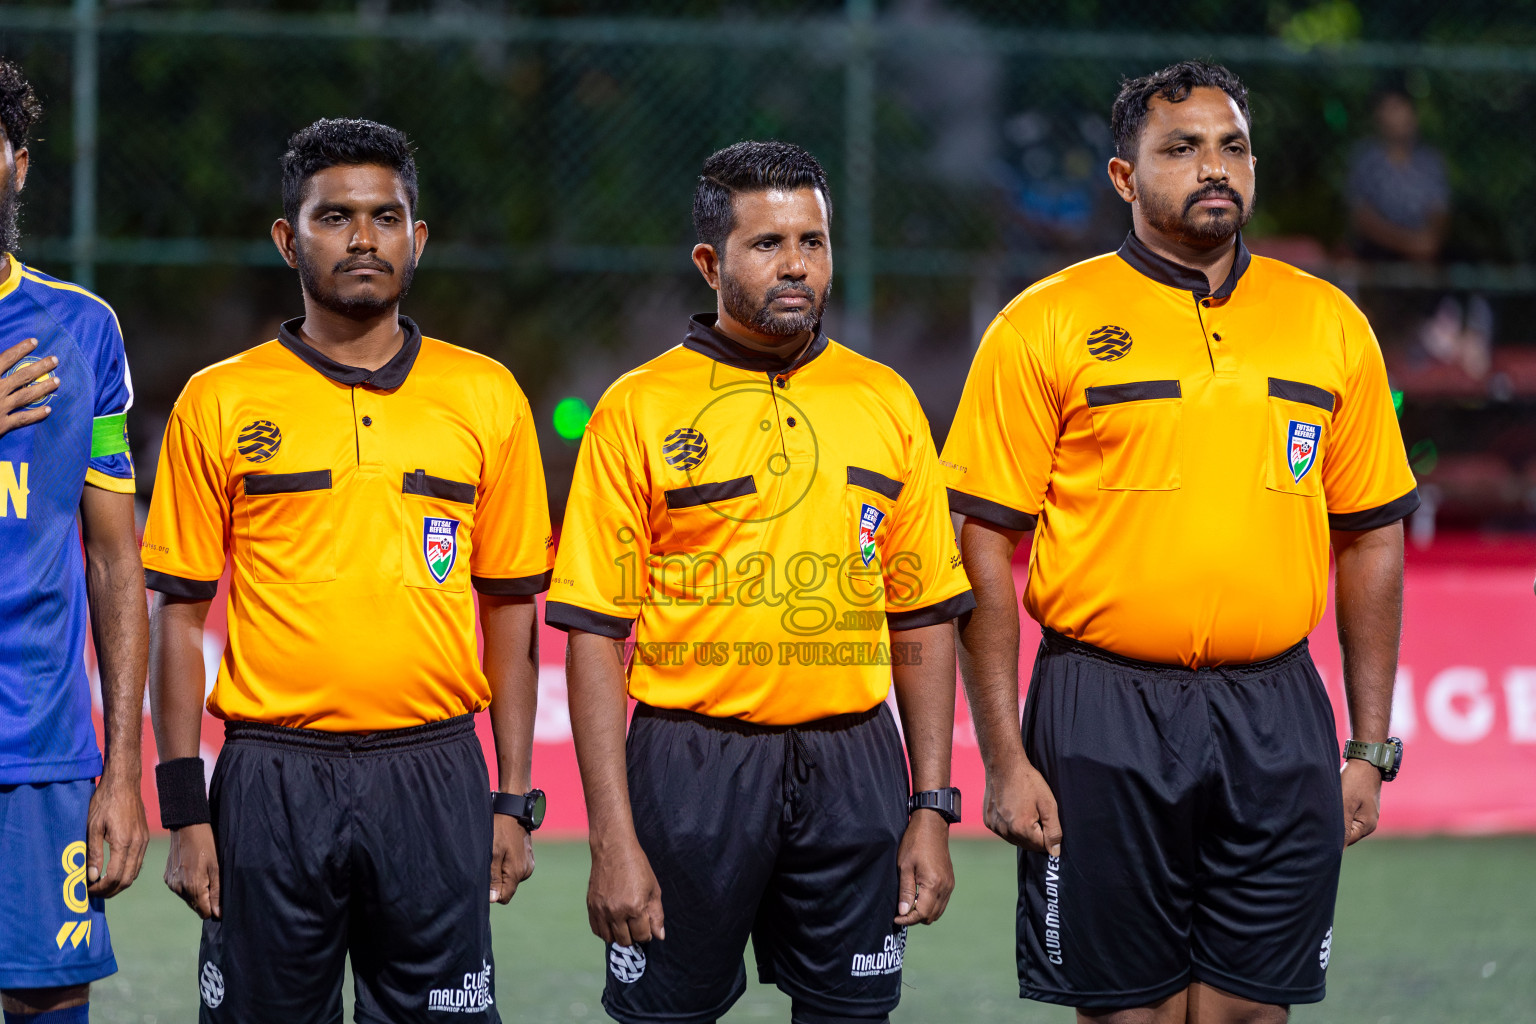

{"left": 3, "top": 0, "right": 1534, "bottom": 527}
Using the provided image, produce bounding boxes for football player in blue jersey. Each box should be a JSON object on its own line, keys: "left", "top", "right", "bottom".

{"left": 0, "top": 58, "right": 150, "bottom": 1024}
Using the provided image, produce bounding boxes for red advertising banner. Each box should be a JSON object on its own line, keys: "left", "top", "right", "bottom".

{"left": 107, "top": 535, "right": 1536, "bottom": 836}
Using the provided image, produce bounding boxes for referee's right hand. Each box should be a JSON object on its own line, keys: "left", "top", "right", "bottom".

{"left": 0, "top": 338, "right": 59, "bottom": 439}
{"left": 983, "top": 758, "right": 1063, "bottom": 857}
{"left": 165, "top": 823, "right": 221, "bottom": 919}
{"left": 587, "top": 837, "right": 665, "bottom": 947}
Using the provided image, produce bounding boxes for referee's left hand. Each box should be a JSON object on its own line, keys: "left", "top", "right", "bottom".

{"left": 1340, "top": 759, "right": 1383, "bottom": 848}
{"left": 490, "top": 813, "right": 534, "bottom": 904}
{"left": 894, "top": 810, "right": 954, "bottom": 926}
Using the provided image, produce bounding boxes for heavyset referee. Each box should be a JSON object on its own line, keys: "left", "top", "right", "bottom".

{"left": 943, "top": 63, "right": 1417, "bottom": 1024}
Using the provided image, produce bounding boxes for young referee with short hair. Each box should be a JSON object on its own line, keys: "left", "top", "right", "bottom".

{"left": 549, "top": 141, "right": 975, "bottom": 1024}
{"left": 945, "top": 63, "right": 1416, "bottom": 1024}
{"left": 143, "top": 119, "right": 552, "bottom": 1022}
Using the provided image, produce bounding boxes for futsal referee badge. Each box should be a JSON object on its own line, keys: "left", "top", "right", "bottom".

{"left": 858, "top": 503, "right": 885, "bottom": 566}
{"left": 423, "top": 517, "right": 460, "bottom": 583}
{"left": 1287, "top": 420, "right": 1320, "bottom": 483}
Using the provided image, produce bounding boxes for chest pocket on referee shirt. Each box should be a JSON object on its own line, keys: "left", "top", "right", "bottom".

{"left": 243, "top": 470, "right": 337, "bottom": 583}
{"left": 402, "top": 469, "right": 475, "bottom": 592}
{"left": 1085, "top": 380, "right": 1183, "bottom": 491}
{"left": 1264, "top": 378, "right": 1334, "bottom": 499}
{"left": 660, "top": 476, "right": 758, "bottom": 600}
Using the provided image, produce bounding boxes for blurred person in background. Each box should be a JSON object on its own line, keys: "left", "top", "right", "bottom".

{"left": 1347, "top": 90, "right": 1448, "bottom": 265}
{"left": 945, "top": 61, "right": 1417, "bottom": 1024}
{"left": 0, "top": 57, "right": 149, "bottom": 1024}
{"left": 549, "top": 140, "right": 974, "bottom": 1024}
{"left": 1347, "top": 89, "right": 1490, "bottom": 380}
{"left": 142, "top": 118, "right": 552, "bottom": 1023}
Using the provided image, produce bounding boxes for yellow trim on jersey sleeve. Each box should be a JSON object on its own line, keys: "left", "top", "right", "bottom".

{"left": 84, "top": 467, "right": 136, "bottom": 494}
{"left": 18, "top": 268, "right": 124, "bottom": 336}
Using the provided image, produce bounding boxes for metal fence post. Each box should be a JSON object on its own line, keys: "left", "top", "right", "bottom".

{"left": 71, "top": 0, "right": 98, "bottom": 289}
{"left": 842, "top": 0, "right": 875, "bottom": 354}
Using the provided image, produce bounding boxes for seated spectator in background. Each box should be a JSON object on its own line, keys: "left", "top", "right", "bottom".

{"left": 1347, "top": 90, "right": 1490, "bottom": 381}
{"left": 1347, "top": 90, "right": 1449, "bottom": 263}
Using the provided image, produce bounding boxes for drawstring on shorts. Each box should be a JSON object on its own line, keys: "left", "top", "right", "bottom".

{"left": 782, "top": 729, "right": 819, "bottom": 822}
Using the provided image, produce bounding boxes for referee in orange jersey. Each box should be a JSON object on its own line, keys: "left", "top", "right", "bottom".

{"left": 143, "top": 120, "right": 551, "bottom": 1022}
{"left": 549, "top": 141, "right": 974, "bottom": 1024}
{"left": 943, "top": 63, "right": 1416, "bottom": 1024}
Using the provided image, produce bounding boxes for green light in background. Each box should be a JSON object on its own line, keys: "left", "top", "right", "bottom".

{"left": 1322, "top": 97, "right": 1349, "bottom": 132}
{"left": 553, "top": 396, "right": 592, "bottom": 441}
{"left": 1391, "top": 389, "right": 1404, "bottom": 418}
{"left": 1409, "top": 438, "right": 1438, "bottom": 476}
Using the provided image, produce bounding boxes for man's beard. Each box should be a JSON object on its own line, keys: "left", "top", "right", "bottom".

{"left": 296, "top": 243, "right": 417, "bottom": 319}
{"left": 1140, "top": 181, "right": 1253, "bottom": 247}
{"left": 720, "top": 267, "right": 829, "bottom": 338}
{"left": 0, "top": 175, "right": 22, "bottom": 254}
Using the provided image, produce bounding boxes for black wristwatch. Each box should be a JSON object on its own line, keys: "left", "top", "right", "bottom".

{"left": 1343, "top": 738, "right": 1403, "bottom": 782}
{"left": 908, "top": 787, "right": 962, "bottom": 824}
{"left": 492, "top": 789, "right": 547, "bottom": 832}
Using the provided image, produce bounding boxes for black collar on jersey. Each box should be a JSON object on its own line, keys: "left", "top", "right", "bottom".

{"left": 683, "top": 313, "right": 829, "bottom": 373}
{"left": 278, "top": 315, "right": 423, "bottom": 389}
{"left": 1116, "top": 230, "right": 1252, "bottom": 301}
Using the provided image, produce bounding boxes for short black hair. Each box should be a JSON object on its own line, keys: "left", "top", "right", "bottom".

{"left": 693, "top": 140, "right": 832, "bottom": 251}
{"left": 280, "top": 118, "right": 418, "bottom": 225}
{"left": 0, "top": 58, "right": 42, "bottom": 151}
{"left": 1111, "top": 61, "right": 1251, "bottom": 162}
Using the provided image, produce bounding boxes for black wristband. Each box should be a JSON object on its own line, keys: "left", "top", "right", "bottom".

{"left": 155, "top": 757, "right": 210, "bottom": 830}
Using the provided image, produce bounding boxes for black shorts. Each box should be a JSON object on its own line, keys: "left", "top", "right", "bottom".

{"left": 1017, "top": 630, "right": 1344, "bottom": 1010}
{"left": 603, "top": 702, "right": 910, "bottom": 1024}
{"left": 197, "top": 715, "right": 499, "bottom": 1024}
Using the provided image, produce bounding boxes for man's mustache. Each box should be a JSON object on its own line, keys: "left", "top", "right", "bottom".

{"left": 334, "top": 255, "right": 394, "bottom": 274}
{"left": 1184, "top": 184, "right": 1245, "bottom": 215}
{"left": 765, "top": 282, "right": 815, "bottom": 302}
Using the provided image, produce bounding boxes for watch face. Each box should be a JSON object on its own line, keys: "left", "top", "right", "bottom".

{"left": 528, "top": 789, "right": 547, "bottom": 828}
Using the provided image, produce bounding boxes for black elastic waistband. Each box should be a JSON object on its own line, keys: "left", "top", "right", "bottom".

{"left": 223, "top": 713, "right": 476, "bottom": 754}
{"left": 632, "top": 701, "right": 883, "bottom": 736}
{"left": 1040, "top": 628, "right": 1310, "bottom": 676}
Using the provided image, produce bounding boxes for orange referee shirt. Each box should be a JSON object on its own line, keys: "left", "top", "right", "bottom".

{"left": 942, "top": 233, "right": 1418, "bottom": 667}
{"left": 142, "top": 317, "right": 553, "bottom": 731}
{"left": 546, "top": 315, "right": 975, "bottom": 725}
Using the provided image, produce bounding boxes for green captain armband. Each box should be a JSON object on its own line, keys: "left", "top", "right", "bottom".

{"left": 90, "top": 413, "right": 130, "bottom": 457}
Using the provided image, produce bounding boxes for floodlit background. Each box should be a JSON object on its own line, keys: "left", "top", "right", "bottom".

{"left": 3, "top": 1, "right": 1534, "bottom": 1021}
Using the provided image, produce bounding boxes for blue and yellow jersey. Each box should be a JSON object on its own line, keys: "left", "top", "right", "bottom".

{"left": 0, "top": 254, "right": 135, "bottom": 784}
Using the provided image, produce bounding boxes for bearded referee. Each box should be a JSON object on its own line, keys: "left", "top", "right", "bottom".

{"left": 547, "top": 141, "right": 975, "bottom": 1024}
{"left": 943, "top": 63, "right": 1416, "bottom": 1024}
{"left": 142, "top": 120, "right": 552, "bottom": 1022}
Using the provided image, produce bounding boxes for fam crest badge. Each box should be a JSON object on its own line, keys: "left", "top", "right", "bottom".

{"left": 1287, "top": 420, "right": 1320, "bottom": 483}
{"left": 858, "top": 503, "right": 885, "bottom": 567}
{"left": 423, "top": 517, "right": 460, "bottom": 583}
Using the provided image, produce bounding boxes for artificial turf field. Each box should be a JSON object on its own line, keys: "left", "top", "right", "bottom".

{"left": 91, "top": 837, "right": 1534, "bottom": 1023}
